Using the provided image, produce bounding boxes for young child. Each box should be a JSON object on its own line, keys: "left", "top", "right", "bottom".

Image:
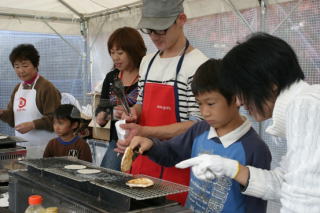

{"left": 43, "top": 104, "right": 92, "bottom": 162}
{"left": 129, "top": 59, "right": 271, "bottom": 212}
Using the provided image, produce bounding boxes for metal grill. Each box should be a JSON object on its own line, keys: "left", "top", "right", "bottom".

{"left": 46, "top": 166, "right": 189, "bottom": 200}
{"left": 0, "top": 146, "right": 26, "bottom": 182}
{"left": 43, "top": 165, "right": 130, "bottom": 183}
{"left": 20, "top": 156, "right": 92, "bottom": 169}
{"left": 0, "top": 135, "right": 26, "bottom": 145}
{"left": 0, "top": 148, "right": 26, "bottom": 160}
{"left": 20, "top": 157, "right": 189, "bottom": 201}
{"left": 93, "top": 174, "right": 189, "bottom": 200}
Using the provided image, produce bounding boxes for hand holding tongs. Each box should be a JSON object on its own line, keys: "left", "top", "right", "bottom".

{"left": 112, "top": 79, "right": 131, "bottom": 116}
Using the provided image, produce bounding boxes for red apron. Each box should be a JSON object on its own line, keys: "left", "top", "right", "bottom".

{"left": 131, "top": 41, "right": 190, "bottom": 205}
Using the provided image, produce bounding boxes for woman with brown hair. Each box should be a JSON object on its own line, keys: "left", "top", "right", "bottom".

{"left": 96, "top": 27, "right": 146, "bottom": 170}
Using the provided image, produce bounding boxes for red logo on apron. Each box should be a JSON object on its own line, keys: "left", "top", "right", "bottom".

{"left": 18, "top": 97, "right": 27, "bottom": 108}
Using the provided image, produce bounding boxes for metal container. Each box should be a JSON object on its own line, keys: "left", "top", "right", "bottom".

{"left": 0, "top": 146, "right": 26, "bottom": 183}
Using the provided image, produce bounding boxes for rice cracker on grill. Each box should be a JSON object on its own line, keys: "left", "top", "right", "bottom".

{"left": 126, "top": 178, "right": 154, "bottom": 188}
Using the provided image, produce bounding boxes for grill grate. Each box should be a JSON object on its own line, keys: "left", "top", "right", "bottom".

{"left": 93, "top": 174, "right": 189, "bottom": 200}
{"left": 20, "top": 157, "right": 189, "bottom": 201}
{"left": 0, "top": 135, "right": 26, "bottom": 145}
{"left": 44, "top": 166, "right": 131, "bottom": 183}
{"left": 20, "top": 157, "right": 92, "bottom": 169}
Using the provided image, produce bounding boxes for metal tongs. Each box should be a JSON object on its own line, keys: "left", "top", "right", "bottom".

{"left": 113, "top": 79, "right": 131, "bottom": 116}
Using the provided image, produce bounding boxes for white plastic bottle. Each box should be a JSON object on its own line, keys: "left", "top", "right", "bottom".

{"left": 24, "top": 195, "right": 46, "bottom": 213}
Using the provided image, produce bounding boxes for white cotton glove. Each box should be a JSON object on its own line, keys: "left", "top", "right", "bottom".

{"left": 175, "top": 154, "right": 240, "bottom": 181}
{"left": 115, "top": 119, "right": 127, "bottom": 140}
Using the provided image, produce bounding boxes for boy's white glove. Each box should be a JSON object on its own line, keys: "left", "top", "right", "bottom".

{"left": 175, "top": 154, "right": 239, "bottom": 181}
{"left": 115, "top": 120, "right": 127, "bottom": 140}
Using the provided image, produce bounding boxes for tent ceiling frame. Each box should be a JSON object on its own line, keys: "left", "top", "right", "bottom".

{"left": 0, "top": 1, "right": 142, "bottom": 24}
{"left": 58, "top": 0, "right": 84, "bottom": 20}
{"left": 42, "top": 20, "right": 85, "bottom": 57}
{"left": 222, "top": 0, "right": 255, "bottom": 33}
{"left": 0, "top": 11, "right": 80, "bottom": 22}
{"left": 85, "top": 2, "right": 142, "bottom": 19}
{"left": 270, "top": 0, "right": 303, "bottom": 34}
{"left": 259, "top": 0, "right": 268, "bottom": 31}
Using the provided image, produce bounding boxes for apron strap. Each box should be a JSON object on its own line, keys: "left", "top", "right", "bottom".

{"left": 174, "top": 40, "right": 189, "bottom": 122}
{"left": 143, "top": 50, "right": 160, "bottom": 86}
{"left": 142, "top": 50, "right": 160, "bottom": 110}
{"left": 31, "top": 75, "right": 40, "bottom": 89}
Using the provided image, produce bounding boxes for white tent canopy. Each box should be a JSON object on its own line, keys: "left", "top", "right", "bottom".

{"left": 0, "top": 0, "right": 292, "bottom": 35}
{"left": 0, "top": 0, "right": 140, "bottom": 35}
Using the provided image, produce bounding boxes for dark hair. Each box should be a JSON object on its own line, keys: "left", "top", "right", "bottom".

{"left": 54, "top": 104, "right": 81, "bottom": 125}
{"left": 191, "top": 59, "right": 234, "bottom": 105}
{"left": 108, "top": 27, "right": 147, "bottom": 69}
{"left": 9, "top": 44, "right": 40, "bottom": 68}
{"left": 221, "top": 32, "right": 305, "bottom": 115}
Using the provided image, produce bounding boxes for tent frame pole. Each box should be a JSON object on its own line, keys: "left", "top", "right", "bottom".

{"left": 57, "top": 0, "right": 90, "bottom": 104}
{"left": 86, "top": 2, "right": 142, "bottom": 19}
{"left": 88, "top": 15, "right": 109, "bottom": 52}
{"left": 270, "top": 0, "right": 303, "bottom": 35}
{"left": 0, "top": 12, "right": 78, "bottom": 22}
{"left": 42, "top": 20, "right": 84, "bottom": 57}
{"left": 223, "top": 0, "right": 255, "bottom": 33}
{"left": 259, "top": 0, "right": 268, "bottom": 32}
{"left": 58, "top": 0, "right": 84, "bottom": 19}
{"left": 80, "top": 20, "right": 90, "bottom": 105}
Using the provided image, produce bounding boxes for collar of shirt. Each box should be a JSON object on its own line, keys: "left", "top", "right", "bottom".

{"left": 266, "top": 80, "right": 308, "bottom": 138}
{"left": 24, "top": 73, "right": 38, "bottom": 85}
{"left": 57, "top": 136, "right": 80, "bottom": 145}
{"left": 207, "top": 116, "right": 251, "bottom": 148}
{"left": 22, "top": 83, "right": 33, "bottom": 89}
{"left": 22, "top": 74, "right": 38, "bottom": 89}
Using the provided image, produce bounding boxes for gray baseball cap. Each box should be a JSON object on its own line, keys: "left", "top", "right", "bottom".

{"left": 137, "top": 0, "right": 184, "bottom": 30}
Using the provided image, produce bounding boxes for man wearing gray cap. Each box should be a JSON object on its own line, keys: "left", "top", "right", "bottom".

{"left": 116, "top": 0, "right": 208, "bottom": 205}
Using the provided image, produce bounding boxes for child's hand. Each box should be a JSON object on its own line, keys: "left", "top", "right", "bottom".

{"left": 130, "top": 136, "right": 154, "bottom": 154}
{"left": 175, "top": 154, "right": 240, "bottom": 181}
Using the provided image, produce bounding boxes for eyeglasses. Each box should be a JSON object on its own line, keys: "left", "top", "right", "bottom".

{"left": 140, "top": 20, "right": 176, "bottom": 35}
{"left": 140, "top": 28, "right": 168, "bottom": 35}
